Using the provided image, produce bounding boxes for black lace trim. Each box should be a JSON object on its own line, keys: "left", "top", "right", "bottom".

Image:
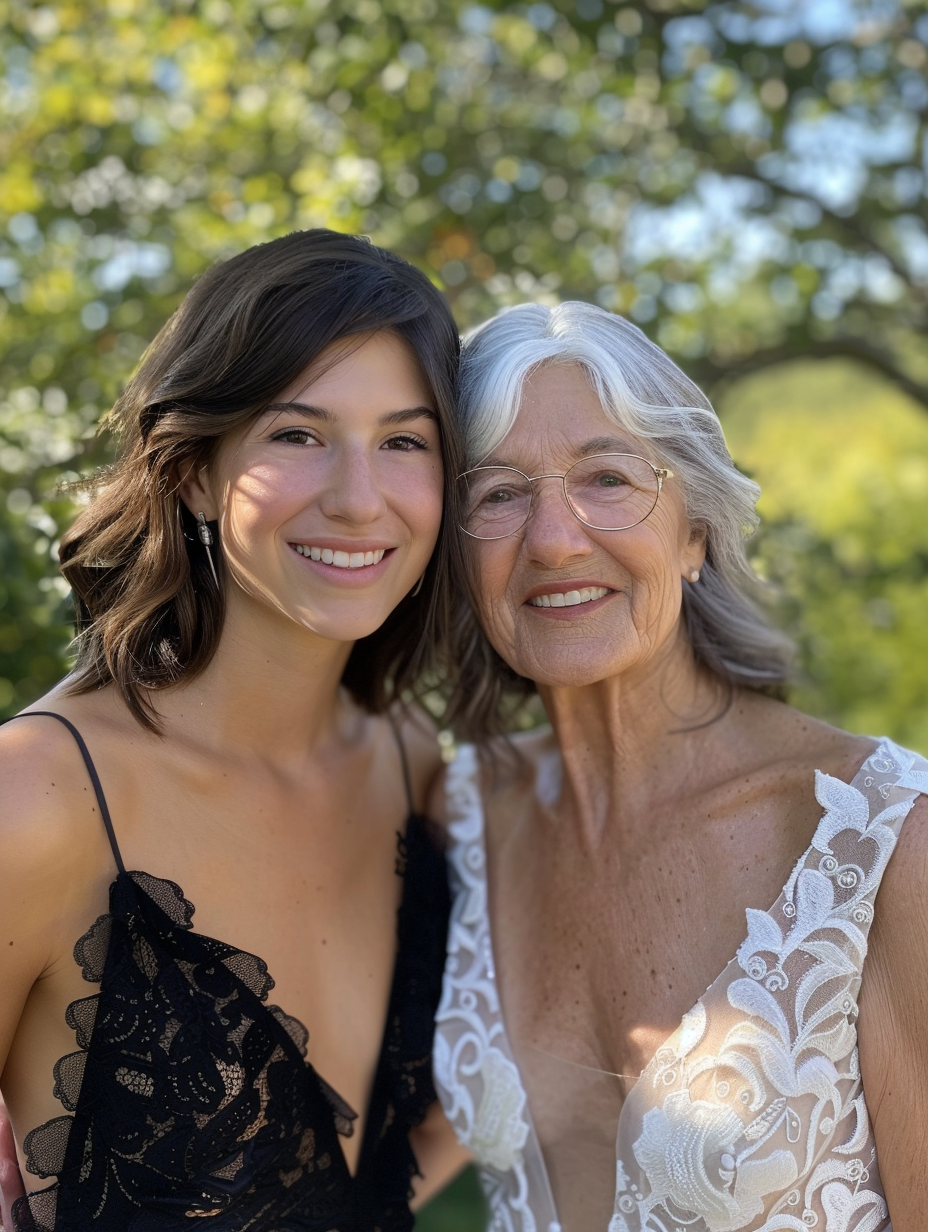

{"left": 362, "top": 816, "right": 452, "bottom": 1216}
{"left": 12, "top": 817, "right": 450, "bottom": 1232}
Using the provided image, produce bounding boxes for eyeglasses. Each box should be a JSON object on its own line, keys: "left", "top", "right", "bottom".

{"left": 457, "top": 453, "right": 674, "bottom": 540}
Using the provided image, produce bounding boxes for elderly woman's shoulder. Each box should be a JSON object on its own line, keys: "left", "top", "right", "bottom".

{"left": 730, "top": 692, "right": 877, "bottom": 781}
{"left": 425, "top": 725, "right": 556, "bottom": 826}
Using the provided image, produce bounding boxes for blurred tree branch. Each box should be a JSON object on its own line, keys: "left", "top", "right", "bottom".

{"left": 1, "top": 0, "right": 927, "bottom": 714}
{"left": 696, "top": 335, "right": 928, "bottom": 409}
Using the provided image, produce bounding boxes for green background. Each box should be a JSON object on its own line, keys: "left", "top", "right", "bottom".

{"left": 1, "top": 1, "right": 926, "bottom": 1225}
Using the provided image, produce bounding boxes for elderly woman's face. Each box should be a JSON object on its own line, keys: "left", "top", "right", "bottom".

{"left": 469, "top": 362, "right": 704, "bottom": 689}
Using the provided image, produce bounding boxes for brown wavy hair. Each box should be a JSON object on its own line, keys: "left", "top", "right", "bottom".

{"left": 60, "top": 229, "right": 463, "bottom": 729}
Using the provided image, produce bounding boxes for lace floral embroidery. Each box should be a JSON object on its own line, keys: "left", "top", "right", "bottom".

{"left": 435, "top": 741, "right": 928, "bottom": 1232}
{"left": 435, "top": 746, "right": 561, "bottom": 1232}
{"left": 14, "top": 816, "right": 450, "bottom": 1232}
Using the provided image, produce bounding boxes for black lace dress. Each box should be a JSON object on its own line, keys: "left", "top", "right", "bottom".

{"left": 9, "top": 712, "right": 451, "bottom": 1232}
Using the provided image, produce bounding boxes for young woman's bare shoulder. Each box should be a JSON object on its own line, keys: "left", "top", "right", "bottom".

{"left": 0, "top": 707, "right": 104, "bottom": 876}
{"left": 0, "top": 705, "right": 114, "bottom": 996}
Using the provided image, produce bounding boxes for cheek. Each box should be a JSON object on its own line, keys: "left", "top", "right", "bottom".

{"left": 417, "top": 464, "right": 445, "bottom": 527}
{"left": 473, "top": 548, "right": 519, "bottom": 644}
{"left": 400, "top": 464, "right": 444, "bottom": 555}
{"left": 221, "top": 469, "right": 305, "bottom": 552}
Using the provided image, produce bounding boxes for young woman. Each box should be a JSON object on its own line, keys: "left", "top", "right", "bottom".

{"left": 0, "top": 229, "right": 470, "bottom": 1231}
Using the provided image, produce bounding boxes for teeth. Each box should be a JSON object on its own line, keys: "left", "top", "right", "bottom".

{"left": 293, "top": 545, "right": 386, "bottom": 569}
{"left": 529, "top": 586, "right": 610, "bottom": 609}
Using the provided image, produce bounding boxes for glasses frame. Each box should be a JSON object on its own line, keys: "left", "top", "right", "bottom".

{"left": 458, "top": 452, "right": 674, "bottom": 540}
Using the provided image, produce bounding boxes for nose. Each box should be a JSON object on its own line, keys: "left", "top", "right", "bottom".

{"left": 520, "top": 477, "right": 594, "bottom": 567}
{"left": 318, "top": 445, "right": 389, "bottom": 526}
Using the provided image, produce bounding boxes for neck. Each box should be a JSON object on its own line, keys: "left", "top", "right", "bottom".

{"left": 153, "top": 593, "right": 357, "bottom": 764}
{"left": 537, "top": 633, "right": 727, "bottom": 846}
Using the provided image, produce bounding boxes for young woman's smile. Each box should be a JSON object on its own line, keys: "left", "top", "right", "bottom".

{"left": 187, "top": 330, "right": 444, "bottom": 644}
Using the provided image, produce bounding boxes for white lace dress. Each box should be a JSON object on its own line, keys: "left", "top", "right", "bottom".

{"left": 433, "top": 740, "right": 928, "bottom": 1232}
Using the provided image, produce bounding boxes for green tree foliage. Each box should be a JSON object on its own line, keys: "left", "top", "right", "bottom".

{"left": 1, "top": 0, "right": 926, "bottom": 727}
{"left": 721, "top": 360, "right": 928, "bottom": 754}
{"left": 0, "top": 6, "right": 925, "bottom": 1223}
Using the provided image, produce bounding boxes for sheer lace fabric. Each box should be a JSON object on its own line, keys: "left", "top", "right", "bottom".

{"left": 14, "top": 818, "right": 450, "bottom": 1232}
{"left": 433, "top": 741, "right": 928, "bottom": 1232}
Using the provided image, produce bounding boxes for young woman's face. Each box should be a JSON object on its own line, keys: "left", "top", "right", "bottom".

{"left": 467, "top": 362, "right": 703, "bottom": 689}
{"left": 189, "top": 330, "right": 443, "bottom": 645}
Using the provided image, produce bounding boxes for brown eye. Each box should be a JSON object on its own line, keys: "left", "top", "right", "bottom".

{"left": 271, "top": 428, "right": 316, "bottom": 445}
{"left": 383, "top": 434, "right": 427, "bottom": 451}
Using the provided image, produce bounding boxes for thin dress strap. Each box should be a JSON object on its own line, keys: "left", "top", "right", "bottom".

{"left": 386, "top": 712, "right": 416, "bottom": 816}
{"left": 4, "top": 710, "right": 127, "bottom": 875}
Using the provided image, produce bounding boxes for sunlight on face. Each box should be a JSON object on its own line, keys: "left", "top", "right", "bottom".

{"left": 201, "top": 331, "right": 443, "bottom": 646}
{"left": 471, "top": 363, "right": 703, "bottom": 689}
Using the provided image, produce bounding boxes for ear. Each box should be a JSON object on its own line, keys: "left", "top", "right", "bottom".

{"left": 179, "top": 464, "right": 218, "bottom": 522}
{"left": 681, "top": 520, "right": 707, "bottom": 581}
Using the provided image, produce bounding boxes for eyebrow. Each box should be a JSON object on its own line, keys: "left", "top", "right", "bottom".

{"left": 265, "top": 401, "right": 438, "bottom": 426}
{"left": 576, "top": 436, "right": 636, "bottom": 455}
{"left": 485, "top": 435, "right": 637, "bottom": 468}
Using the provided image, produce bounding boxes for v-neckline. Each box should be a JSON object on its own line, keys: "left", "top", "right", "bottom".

{"left": 114, "top": 815, "right": 418, "bottom": 1184}
{"left": 475, "top": 741, "right": 890, "bottom": 1226}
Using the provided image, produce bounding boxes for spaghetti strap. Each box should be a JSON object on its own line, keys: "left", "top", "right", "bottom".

{"left": 4, "top": 710, "right": 127, "bottom": 875}
{"left": 386, "top": 712, "right": 416, "bottom": 816}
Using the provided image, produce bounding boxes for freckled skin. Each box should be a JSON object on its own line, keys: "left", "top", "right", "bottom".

{"left": 445, "top": 362, "right": 928, "bottom": 1230}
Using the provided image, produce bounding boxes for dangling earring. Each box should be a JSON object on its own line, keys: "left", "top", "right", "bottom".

{"left": 410, "top": 574, "right": 425, "bottom": 598}
{"left": 197, "top": 512, "right": 220, "bottom": 587}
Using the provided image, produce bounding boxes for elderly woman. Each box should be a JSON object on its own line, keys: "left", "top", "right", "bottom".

{"left": 432, "top": 303, "right": 928, "bottom": 1232}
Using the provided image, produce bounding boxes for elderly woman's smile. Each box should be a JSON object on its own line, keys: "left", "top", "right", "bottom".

{"left": 437, "top": 299, "right": 928, "bottom": 1232}
{"left": 468, "top": 361, "right": 704, "bottom": 689}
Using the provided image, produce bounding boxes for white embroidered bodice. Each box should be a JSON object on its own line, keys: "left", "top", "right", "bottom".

{"left": 433, "top": 740, "right": 928, "bottom": 1232}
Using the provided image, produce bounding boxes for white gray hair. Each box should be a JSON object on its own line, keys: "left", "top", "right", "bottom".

{"left": 454, "top": 301, "right": 793, "bottom": 709}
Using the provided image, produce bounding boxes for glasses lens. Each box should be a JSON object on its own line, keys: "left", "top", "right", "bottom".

{"left": 565, "top": 454, "right": 660, "bottom": 529}
{"left": 459, "top": 468, "right": 533, "bottom": 538}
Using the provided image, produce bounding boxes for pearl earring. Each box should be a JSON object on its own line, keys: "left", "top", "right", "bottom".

{"left": 689, "top": 569, "right": 700, "bottom": 583}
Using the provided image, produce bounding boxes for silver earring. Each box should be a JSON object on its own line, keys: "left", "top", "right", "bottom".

{"left": 410, "top": 574, "right": 425, "bottom": 598}
{"left": 689, "top": 569, "right": 700, "bottom": 583}
{"left": 197, "top": 512, "right": 220, "bottom": 587}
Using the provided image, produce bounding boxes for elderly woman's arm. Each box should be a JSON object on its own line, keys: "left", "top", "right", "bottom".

{"left": 859, "top": 795, "right": 928, "bottom": 1225}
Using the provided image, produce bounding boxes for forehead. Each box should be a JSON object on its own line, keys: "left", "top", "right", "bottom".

{"left": 486, "top": 361, "right": 639, "bottom": 466}
{"left": 280, "top": 330, "right": 431, "bottom": 404}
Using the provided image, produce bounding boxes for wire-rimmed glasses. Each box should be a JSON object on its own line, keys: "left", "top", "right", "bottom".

{"left": 457, "top": 453, "right": 674, "bottom": 540}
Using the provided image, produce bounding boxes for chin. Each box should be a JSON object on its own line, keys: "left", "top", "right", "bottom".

{"left": 289, "top": 602, "right": 402, "bottom": 644}
{"left": 509, "top": 646, "right": 622, "bottom": 691}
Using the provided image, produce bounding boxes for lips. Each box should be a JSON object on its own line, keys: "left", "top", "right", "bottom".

{"left": 290, "top": 544, "right": 387, "bottom": 569}
{"left": 528, "top": 586, "right": 611, "bottom": 608}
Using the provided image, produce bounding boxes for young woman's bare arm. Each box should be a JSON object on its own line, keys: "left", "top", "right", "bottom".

{"left": 0, "top": 718, "right": 111, "bottom": 1170}
{"left": 0, "top": 1096, "right": 25, "bottom": 1231}
{"left": 0, "top": 726, "right": 70, "bottom": 1071}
